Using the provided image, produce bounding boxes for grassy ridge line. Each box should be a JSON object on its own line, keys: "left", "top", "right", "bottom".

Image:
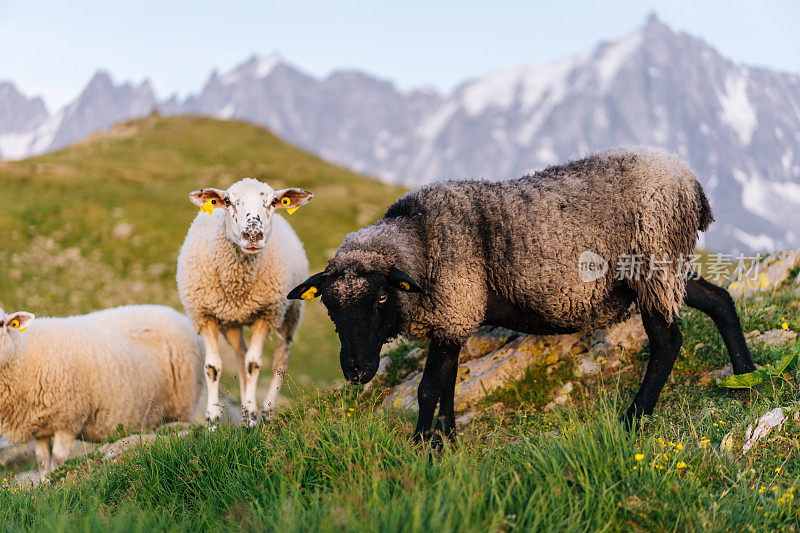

{"left": 0, "top": 115, "right": 406, "bottom": 388}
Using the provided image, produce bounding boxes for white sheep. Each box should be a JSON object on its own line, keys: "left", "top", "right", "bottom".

{"left": 176, "top": 178, "right": 312, "bottom": 426}
{"left": 0, "top": 305, "right": 204, "bottom": 480}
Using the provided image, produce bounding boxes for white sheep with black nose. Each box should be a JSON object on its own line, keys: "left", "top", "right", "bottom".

{"left": 177, "top": 178, "right": 312, "bottom": 426}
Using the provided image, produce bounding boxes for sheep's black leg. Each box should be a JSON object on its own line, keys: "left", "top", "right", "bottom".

{"left": 433, "top": 342, "right": 461, "bottom": 442}
{"left": 684, "top": 275, "right": 757, "bottom": 374}
{"left": 413, "top": 338, "right": 460, "bottom": 443}
{"left": 624, "top": 308, "right": 683, "bottom": 426}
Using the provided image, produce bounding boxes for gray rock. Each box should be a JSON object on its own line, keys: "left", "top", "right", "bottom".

{"left": 575, "top": 357, "right": 601, "bottom": 377}
{"left": 591, "top": 314, "right": 648, "bottom": 355}
{"left": 753, "top": 329, "right": 798, "bottom": 348}
{"left": 728, "top": 250, "right": 800, "bottom": 298}
{"left": 744, "top": 330, "right": 762, "bottom": 341}
{"left": 0, "top": 438, "right": 33, "bottom": 467}
{"left": 386, "top": 333, "right": 581, "bottom": 412}
{"left": 98, "top": 429, "right": 190, "bottom": 460}
{"left": 459, "top": 326, "right": 520, "bottom": 362}
{"left": 742, "top": 407, "right": 789, "bottom": 454}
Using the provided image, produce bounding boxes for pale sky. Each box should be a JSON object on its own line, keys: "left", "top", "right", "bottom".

{"left": 1, "top": 0, "right": 798, "bottom": 111}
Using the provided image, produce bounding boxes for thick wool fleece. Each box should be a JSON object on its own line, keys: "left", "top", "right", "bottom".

{"left": 328, "top": 147, "right": 711, "bottom": 343}
{"left": 0, "top": 305, "right": 203, "bottom": 444}
{"left": 177, "top": 209, "right": 308, "bottom": 332}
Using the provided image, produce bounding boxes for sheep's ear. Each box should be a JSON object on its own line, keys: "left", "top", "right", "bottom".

{"left": 6, "top": 311, "right": 34, "bottom": 332}
{"left": 275, "top": 188, "right": 313, "bottom": 214}
{"left": 387, "top": 267, "right": 424, "bottom": 294}
{"left": 288, "top": 272, "right": 327, "bottom": 301}
{"left": 189, "top": 188, "right": 229, "bottom": 209}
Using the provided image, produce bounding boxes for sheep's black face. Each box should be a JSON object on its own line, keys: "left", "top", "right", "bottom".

{"left": 323, "top": 274, "right": 400, "bottom": 384}
{"left": 288, "top": 267, "right": 424, "bottom": 385}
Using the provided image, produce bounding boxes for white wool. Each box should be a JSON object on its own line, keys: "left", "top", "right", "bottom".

{"left": 177, "top": 211, "right": 307, "bottom": 330}
{"left": 0, "top": 305, "right": 204, "bottom": 446}
{"left": 176, "top": 188, "right": 309, "bottom": 423}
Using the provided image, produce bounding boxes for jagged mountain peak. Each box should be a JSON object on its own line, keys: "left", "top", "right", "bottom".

{"left": 2, "top": 13, "right": 799, "bottom": 253}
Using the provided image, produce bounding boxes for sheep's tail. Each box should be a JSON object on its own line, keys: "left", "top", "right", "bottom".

{"left": 695, "top": 180, "right": 714, "bottom": 232}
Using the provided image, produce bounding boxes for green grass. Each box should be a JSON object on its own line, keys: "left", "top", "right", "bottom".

{"left": 3, "top": 285, "right": 800, "bottom": 530}
{"left": 0, "top": 115, "right": 405, "bottom": 392}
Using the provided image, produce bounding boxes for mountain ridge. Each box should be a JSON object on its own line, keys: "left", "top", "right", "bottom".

{"left": 2, "top": 14, "right": 799, "bottom": 253}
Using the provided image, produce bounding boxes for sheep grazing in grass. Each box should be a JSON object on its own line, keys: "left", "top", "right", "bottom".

{"left": 0, "top": 305, "right": 203, "bottom": 479}
{"left": 177, "top": 178, "right": 312, "bottom": 426}
{"left": 290, "top": 147, "right": 757, "bottom": 442}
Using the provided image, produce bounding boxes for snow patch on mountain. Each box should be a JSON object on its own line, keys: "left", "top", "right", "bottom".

{"left": 595, "top": 30, "right": 643, "bottom": 89}
{"left": 718, "top": 71, "right": 757, "bottom": 145}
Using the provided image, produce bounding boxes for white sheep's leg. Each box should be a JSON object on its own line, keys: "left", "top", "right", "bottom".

{"left": 200, "top": 321, "right": 224, "bottom": 426}
{"left": 223, "top": 327, "right": 248, "bottom": 403}
{"left": 50, "top": 430, "right": 76, "bottom": 473}
{"left": 262, "top": 301, "right": 300, "bottom": 417}
{"left": 242, "top": 318, "right": 269, "bottom": 427}
{"left": 261, "top": 334, "right": 289, "bottom": 416}
{"left": 34, "top": 437, "right": 52, "bottom": 481}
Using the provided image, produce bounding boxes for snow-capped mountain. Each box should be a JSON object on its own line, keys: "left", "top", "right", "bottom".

{"left": 0, "top": 82, "right": 48, "bottom": 136}
{"left": 178, "top": 54, "right": 443, "bottom": 177}
{"left": 0, "top": 72, "right": 156, "bottom": 160}
{"left": 2, "top": 14, "right": 800, "bottom": 252}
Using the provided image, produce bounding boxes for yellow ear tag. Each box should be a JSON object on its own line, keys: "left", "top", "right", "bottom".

{"left": 201, "top": 199, "right": 215, "bottom": 215}
{"left": 300, "top": 287, "right": 318, "bottom": 301}
{"left": 399, "top": 281, "right": 411, "bottom": 291}
{"left": 281, "top": 197, "right": 299, "bottom": 215}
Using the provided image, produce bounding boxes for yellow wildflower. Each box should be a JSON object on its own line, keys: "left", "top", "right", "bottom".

{"left": 775, "top": 467, "right": 781, "bottom": 472}
{"left": 635, "top": 453, "right": 644, "bottom": 461}
{"left": 658, "top": 438, "right": 665, "bottom": 445}
{"left": 759, "top": 486, "right": 766, "bottom": 493}
{"left": 676, "top": 443, "right": 684, "bottom": 450}
{"left": 782, "top": 322, "right": 789, "bottom": 330}
{"left": 677, "top": 461, "right": 687, "bottom": 469}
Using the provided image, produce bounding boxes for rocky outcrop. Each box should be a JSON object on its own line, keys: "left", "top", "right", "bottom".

{"left": 2, "top": 422, "right": 193, "bottom": 486}
{"left": 721, "top": 407, "right": 799, "bottom": 456}
{"left": 384, "top": 314, "right": 648, "bottom": 412}
{"left": 727, "top": 250, "right": 800, "bottom": 298}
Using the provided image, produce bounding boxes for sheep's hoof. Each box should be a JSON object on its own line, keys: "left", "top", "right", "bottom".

{"left": 205, "top": 416, "right": 221, "bottom": 431}
{"left": 241, "top": 407, "right": 260, "bottom": 428}
{"left": 260, "top": 410, "right": 272, "bottom": 424}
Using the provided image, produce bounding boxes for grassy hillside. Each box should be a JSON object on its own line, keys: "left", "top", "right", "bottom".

{"left": 2, "top": 282, "right": 800, "bottom": 530}
{"left": 0, "top": 114, "right": 406, "bottom": 389}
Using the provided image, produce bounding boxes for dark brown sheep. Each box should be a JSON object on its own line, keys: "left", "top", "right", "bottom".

{"left": 290, "top": 147, "right": 755, "bottom": 442}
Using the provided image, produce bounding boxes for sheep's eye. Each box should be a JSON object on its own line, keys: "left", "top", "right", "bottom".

{"left": 377, "top": 294, "right": 388, "bottom": 304}
{"left": 8, "top": 319, "right": 19, "bottom": 329}
{"left": 211, "top": 199, "right": 217, "bottom": 205}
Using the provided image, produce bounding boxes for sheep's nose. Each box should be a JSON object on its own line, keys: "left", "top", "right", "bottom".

{"left": 241, "top": 230, "right": 264, "bottom": 242}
